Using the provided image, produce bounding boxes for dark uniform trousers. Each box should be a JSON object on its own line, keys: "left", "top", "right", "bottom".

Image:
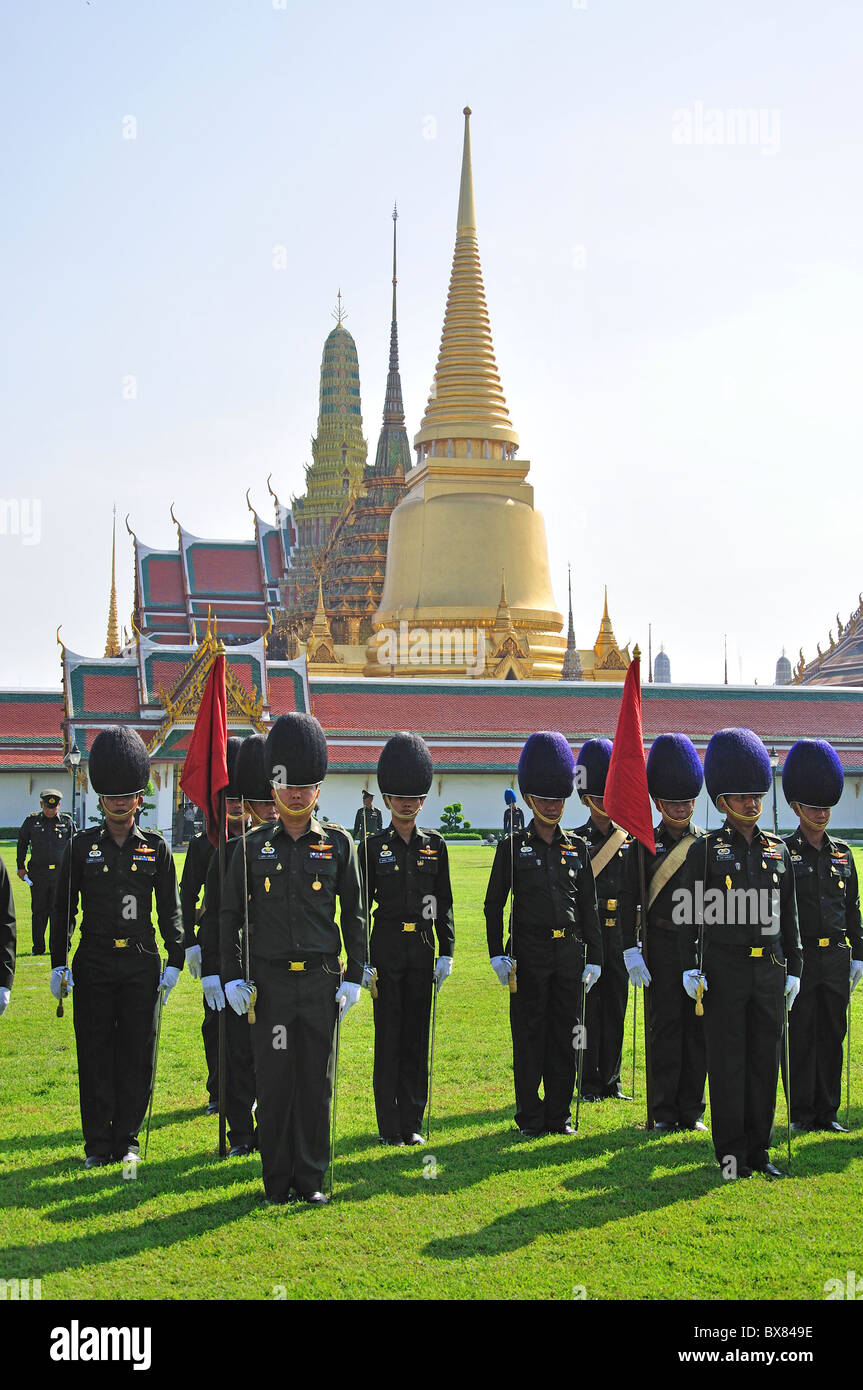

{"left": 646, "top": 924, "right": 706, "bottom": 1127}
{"left": 72, "top": 937, "right": 161, "bottom": 1159}
{"left": 784, "top": 832, "right": 860, "bottom": 1128}
{"left": 251, "top": 956, "right": 340, "bottom": 1198}
{"left": 180, "top": 832, "right": 218, "bottom": 1104}
{"left": 511, "top": 932, "right": 585, "bottom": 1131}
{"left": 678, "top": 823, "right": 801, "bottom": 1172}
{"left": 787, "top": 942, "right": 849, "bottom": 1126}
{"left": 199, "top": 840, "right": 256, "bottom": 1146}
{"left": 702, "top": 945, "right": 785, "bottom": 1169}
{"left": 371, "top": 925, "right": 435, "bottom": 1138}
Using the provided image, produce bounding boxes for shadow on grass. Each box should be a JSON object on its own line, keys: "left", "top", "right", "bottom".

{"left": 0, "top": 1105, "right": 211, "bottom": 1158}
{"left": 419, "top": 1121, "right": 863, "bottom": 1259}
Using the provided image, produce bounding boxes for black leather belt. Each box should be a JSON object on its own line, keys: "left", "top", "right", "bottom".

{"left": 253, "top": 953, "right": 338, "bottom": 973}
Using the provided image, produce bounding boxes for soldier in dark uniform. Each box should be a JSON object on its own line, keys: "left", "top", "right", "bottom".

{"left": 360, "top": 734, "right": 454, "bottom": 1146}
{"left": 17, "top": 789, "right": 73, "bottom": 954}
{"left": 781, "top": 738, "right": 862, "bottom": 1133}
{"left": 221, "top": 713, "right": 364, "bottom": 1206}
{"left": 484, "top": 732, "right": 602, "bottom": 1137}
{"left": 199, "top": 735, "right": 276, "bottom": 1155}
{"left": 573, "top": 738, "right": 633, "bottom": 1102}
{"left": 503, "top": 801, "right": 525, "bottom": 836}
{"left": 620, "top": 734, "right": 707, "bottom": 1133}
{"left": 353, "top": 791, "right": 383, "bottom": 842}
{"left": 0, "top": 857, "right": 15, "bottom": 1017}
{"left": 677, "top": 727, "right": 802, "bottom": 1179}
{"left": 50, "top": 728, "right": 184, "bottom": 1168}
{"left": 180, "top": 736, "right": 243, "bottom": 1114}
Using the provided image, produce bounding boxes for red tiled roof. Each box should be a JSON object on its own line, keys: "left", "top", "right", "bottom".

{"left": 146, "top": 555, "right": 184, "bottom": 605}
{"left": 311, "top": 684, "right": 863, "bottom": 742}
{"left": 187, "top": 545, "right": 262, "bottom": 596}
{"left": 0, "top": 696, "right": 63, "bottom": 738}
{"left": 0, "top": 750, "right": 65, "bottom": 767}
{"left": 81, "top": 671, "right": 139, "bottom": 716}
{"left": 269, "top": 673, "right": 304, "bottom": 715}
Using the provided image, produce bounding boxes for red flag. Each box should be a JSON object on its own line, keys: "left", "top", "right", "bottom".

{"left": 603, "top": 656, "right": 655, "bottom": 854}
{"left": 180, "top": 654, "right": 229, "bottom": 846}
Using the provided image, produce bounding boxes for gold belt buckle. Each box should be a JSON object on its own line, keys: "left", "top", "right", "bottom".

{"left": 552, "top": 929, "right": 565, "bottom": 939}
{"left": 48, "top": 863, "right": 56, "bottom": 870}
{"left": 817, "top": 937, "right": 830, "bottom": 947}
{"left": 113, "top": 938, "right": 129, "bottom": 949}
{"left": 605, "top": 918, "right": 616, "bottom": 928}
{"left": 289, "top": 960, "right": 306, "bottom": 972}
{"left": 402, "top": 922, "right": 417, "bottom": 933}
{"left": 749, "top": 947, "right": 764, "bottom": 958}
{"left": 605, "top": 898, "right": 618, "bottom": 910}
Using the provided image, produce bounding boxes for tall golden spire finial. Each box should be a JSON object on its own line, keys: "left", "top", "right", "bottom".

{"left": 104, "top": 505, "right": 121, "bottom": 658}
{"left": 414, "top": 107, "right": 518, "bottom": 456}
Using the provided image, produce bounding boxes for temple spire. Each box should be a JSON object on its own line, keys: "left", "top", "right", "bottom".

{"left": 104, "top": 506, "right": 121, "bottom": 658}
{"left": 414, "top": 107, "right": 518, "bottom": 456}
{"left": 561, "top": 564, "right": 582, "bottom": 679}
{"left": 383, "top": 204, "right": 405, "bottom": 428}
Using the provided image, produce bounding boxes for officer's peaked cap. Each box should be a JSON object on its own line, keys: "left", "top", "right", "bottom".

{"left": 647, "top": 734, "right": 703, "bottom": 801}
{"left": 235, "top": 735, "right": 272, "bottom": 802}
{"left": 574, "top": 738, "right": 613, "bottom": 799}
{"left": 266, "top": 713, "right": 328, "bottom": 786}
{"left": 377, "top": 733, "right": 434, "bottom": 797}
{"left": 225, "top": 736, "right": 243, "bottom": 799}
{"left": 89, "top": 726, "right": 150, "bottom": 795}
{"left": 704, "top": 728, "right": 771, "bottom": 806}
{"left": 518, "top": 732, "right": 576, "bottom": 800}
{"left": 782, "top": 739, "right": 844, "bottom": 808}
{"left": 41, "top": 788, "right": 63, "bottom": 800}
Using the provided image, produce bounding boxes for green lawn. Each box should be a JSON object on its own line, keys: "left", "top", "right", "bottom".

{"left": 1, "top": 841, "right": 861, "bottom": 1302}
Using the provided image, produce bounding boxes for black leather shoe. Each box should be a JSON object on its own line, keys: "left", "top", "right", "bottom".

{"left": 651, "top": 1121, "right": 677, "bottom": 1134}
{"left": 402, "top": 1132, "right": 424, "bottom": 1146}
{"left": 265, "top": 1195, "right": 292, "bottom": 1206}
{"left": 519, "top": 1128, "right": 544, "bottom": 1138}
{"left": 605, "top": 1089, "right": 633, "bottom": 1101}
{"left": 228, "top": 1143, "right": 255, "bottom": 1157}
{"left": 378, "top": 1135, "right": 405, "bottom": 1146}
{"left": 683, "top": 1120, "right": 708, "bottom": 1132}
{"left": 721, "top": 1164, "right": 752, "bottom": 1180}
{"left": 579, "top": 1093, "right": 600, "bottom": 1103}
{"left": 548, "top": 1123, "right": 576, "bottom": 1136}
{"left": 790, "top": 1121, "right": 810, "bottom": 1133}
{"left": 299, "top": 1191, "right": 329, "bottom": 1206}
{"left": 820, "top": 1119, "right": 849, "bottom": 1133}
{"left": 205, "top": 1102, "right": 219, "bottom": 1116}
{"left": 84, "top": 1155, "right": 111, "bottom": 1169}
{"left": 754, "top": 1162, "right": 786, "bottom": 1178}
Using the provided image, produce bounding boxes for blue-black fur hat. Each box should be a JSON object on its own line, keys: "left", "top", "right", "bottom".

{"left": 266, "top": 714, "right": 328, "bottom": 787}
{"left": 377, "top": 733, "right": 434, "bottom": 797}
{"left": 574, "top": 737, "right": 612, "bottom": 801}
{"left": 704, "top": 728, "right": 771, "bottom": 806}
{"left": 236, "top": 735, "right": 272, "bottom": 802}
{"left": 518, "top": 732, "right": 576, "bottom": 800}
{"left": 646, "top": 734, "right": 703, "bottom": 801}
{"left": 89, "top": 727, "right": 150, "bottom": 795}
{"left": 782, "top": 739, "right": 843, "bottom": 808}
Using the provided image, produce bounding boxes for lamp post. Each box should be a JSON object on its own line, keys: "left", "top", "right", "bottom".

{"left": 770, "top": 746, "right": 779, "bottom": 834}
{"left": 64, "top": 743, "right": 81, "bottom": 831}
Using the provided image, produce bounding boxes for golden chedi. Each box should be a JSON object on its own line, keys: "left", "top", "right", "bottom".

{"left": 367, "top": 109, "right": 565, "bottom": 679}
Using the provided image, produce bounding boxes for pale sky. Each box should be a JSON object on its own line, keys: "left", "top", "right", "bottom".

{"left": 2, "top": 0, "right": 861, "bottom": 689}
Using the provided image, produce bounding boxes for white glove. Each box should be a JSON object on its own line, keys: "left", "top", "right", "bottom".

{"left": 361, "top": 963, "right": 378, "bottom": 991}
{"left": 623, "top": 947, "right": 651, "bottom": 988}
{"left": 784, "top": 974, "right": 801, "bottom": 1011}
{"left": 225, "top": 979, "right": 255, "bottom": 1016}
{"left": 185, "top": 944, "right": 202, "bottom": 981}
{"left": 159, "top": 965, "right": 181, "bottom": 1003}
{"left": 850, "top": 960, "right": 863, "bottom": 994}
{"left": 335, "top": 981, "right": 361, "bottom": 1016}
{"left": 490, "top": 954, "right": 513, "bottom": 986}
{"left": 50, "top": 966, "right": 73, "bottom": 1001}
{"left": 434, "top": 956, "right": 453, "bottom": 993}
{"left": 202, "top": 975, "right": 226, "bottom": 1011}
{"left": 0, "top": 987, "right": 10, "bottom": 1016}
{"left": 682, "top": 969, "right": 707, "bottom": 1000}
{"left": 582, "top": 963, "right": 602, "bottom": 993}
